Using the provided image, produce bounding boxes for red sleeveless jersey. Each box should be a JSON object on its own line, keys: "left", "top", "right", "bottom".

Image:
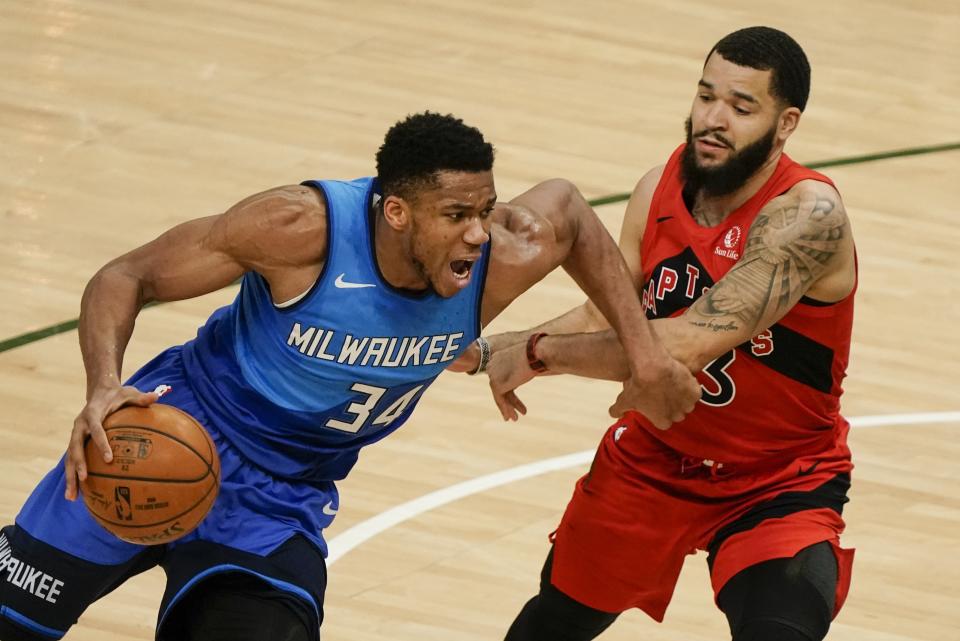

{"left": 630, "top": 144, "right": 856, "bottom": 465}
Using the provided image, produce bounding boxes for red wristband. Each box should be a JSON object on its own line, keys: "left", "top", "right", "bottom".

{"left": 526, "top": 332, "right": 549, "bottom": 373}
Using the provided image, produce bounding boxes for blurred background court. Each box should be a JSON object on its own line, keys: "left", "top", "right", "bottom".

{"left": 1, "top": 1, "right": 958, "bottom": 639}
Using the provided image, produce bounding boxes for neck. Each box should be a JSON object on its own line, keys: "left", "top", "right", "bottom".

{"left": 690, "top": 148, "right": 783, "bottom": 227}
{"left": 373, "top": 209, "right": 428, "bottom": 290}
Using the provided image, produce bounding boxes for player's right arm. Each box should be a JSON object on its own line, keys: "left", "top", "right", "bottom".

{"left": 466, "top": 166, "right": 662, "bottom": 354}
{"left": 474, "top": 168, "right": 672, "bottom": 416}
{"left": 66, "top": 185, "right": 327, "bottom": 500}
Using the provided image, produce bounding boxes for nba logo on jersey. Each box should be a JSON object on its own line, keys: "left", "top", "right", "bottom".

{"left": 715, "top": 225, "right": 742, "bottom": 260}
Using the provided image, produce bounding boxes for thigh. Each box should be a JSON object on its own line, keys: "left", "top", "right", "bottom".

{"left": 549, "top": 424, "right": 701, "bottom": 621}
{"left": 717, "top": 541, "right": 839, "bottom": 641}
{"left": 706, "top": 473, "right": 855, "bottom": 618}
{"left": 157, "top": 534, "right": 326, "bottom": 641}
{"left": 0, "top": 517, "right": 160, "bottom": 640}
{"left": 160, "top": 572, "right": 312, "bottom": 641}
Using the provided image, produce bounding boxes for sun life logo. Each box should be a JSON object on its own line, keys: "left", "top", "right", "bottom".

{"left": 715, "top": 225, "right": 742, "bottom": 259}
{"left": 724, "top": 225, "right": 741, "bottom": 248}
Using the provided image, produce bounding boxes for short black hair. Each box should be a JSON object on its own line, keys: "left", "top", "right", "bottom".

{"left": 375, "top": 111, "right": 495, "bottom": 200}
{"left": 707, "top": 26, "right": 811, "bottom": 112}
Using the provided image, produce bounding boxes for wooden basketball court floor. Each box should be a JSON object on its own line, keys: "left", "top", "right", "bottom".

{"left": 1, "top": 1, "right": 958, "bottom": 639}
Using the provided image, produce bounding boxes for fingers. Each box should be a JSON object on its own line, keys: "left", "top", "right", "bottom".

{"left": 89, "top": 420, "right": 113, "bottom": 463}
{"left": 505, "top": 391, "right": 527, "bottom": 418}
{"left": 492, "top": 388, "right": 527, "bottom": 421}
{"left": 65, "top": 418, "right": 86, "bottom": 501}
{"left": 110, "top": 388, "right": 157, "bottom": 412}
{"left": 128, "top": 390, "right": 159, "bottom": 407}
{"left": 608, "top": 391, "right": 634, "bottom": 421}
{"left": 64, "top": 385, "right": 152, "bottom": 501}
{"left": 64, "top": 454, "right": 79, "bottom": 502}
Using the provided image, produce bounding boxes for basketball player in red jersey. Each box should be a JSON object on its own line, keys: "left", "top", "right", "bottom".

{"left": 471, "top": 26, "right": 858, "bottom": 641}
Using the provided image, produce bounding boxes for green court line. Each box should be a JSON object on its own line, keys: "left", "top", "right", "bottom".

{"left": 2, "top": 140, "right": 958, "bottom": 355}
{"left": 589, "top": 141, "right": 960, "bottom": 208}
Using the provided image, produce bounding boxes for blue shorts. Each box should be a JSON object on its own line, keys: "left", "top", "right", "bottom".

{"left": 1, "top": 347, "right": 336, "bottom": 639}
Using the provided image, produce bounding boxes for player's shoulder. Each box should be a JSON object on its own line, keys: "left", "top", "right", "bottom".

{"left": 232, "top": 184, "right": 327, "bottom": 229}
{"left": 772, "top": 178, "right": 848, "bottom": 226}
{"left": 622, "top": 164, "right": 667, "bottom": 231}
{"left": 224, "top": 184, "right": 328, "bottom": 244}
{"left": 634, "top": 164, "right": 667, "bottom": 198}
{"left": 786, "top": 177, "right": 842, "bottom": 201}
{"left": 627, "top": 164, "right": 667, "bottom": 211}
{"left": 217, "top": 184, "right": 329, "bottom": 266}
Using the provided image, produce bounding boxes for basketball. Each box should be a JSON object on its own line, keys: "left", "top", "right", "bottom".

{"left": 80, "top": 404, "right": 221, "bottom": 545}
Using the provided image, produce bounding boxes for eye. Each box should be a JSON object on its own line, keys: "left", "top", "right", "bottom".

{"left": 480, "top": 207, "right": 494, "bottom": 219}
{"left": 698, "top": 94, "right": 714, "bottom": 102}
{"left": 446, "top": 212, "right": 464, "bottom": 221}
{"left": 734, "top": 106, "right": 750, "bottom": 115}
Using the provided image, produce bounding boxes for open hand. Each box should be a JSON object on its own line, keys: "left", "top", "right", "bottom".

{"left": 485, "top": 342, "right": 538, "bottom": 421}
{"left": 65, "top": 385, "right": 158, "bottom": 501}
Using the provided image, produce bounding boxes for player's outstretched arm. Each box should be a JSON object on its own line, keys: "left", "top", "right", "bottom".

{"left": 478, "top": 178, "right": 699, "bottom": 426}
{"left": 66, "top": 185, "right": 327, "bottom": 500}
{"left": 451, "top": 169, "right": 659, "bottom": 374}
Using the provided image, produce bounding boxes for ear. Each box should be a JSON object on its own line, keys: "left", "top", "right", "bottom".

{"left": 381, "top": 195, "right": 411, "bottom": 232}
{"left": 777, "top": 106, "right": 801, "bottom": 143}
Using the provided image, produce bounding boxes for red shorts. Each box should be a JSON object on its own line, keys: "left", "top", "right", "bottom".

{"left": 549, "top": 417, "right": 855, "bottom": 621}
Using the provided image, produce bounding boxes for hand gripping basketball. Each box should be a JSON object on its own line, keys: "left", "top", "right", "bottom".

{"left": 79, "top": 403, "right": 221, "bottom": 545}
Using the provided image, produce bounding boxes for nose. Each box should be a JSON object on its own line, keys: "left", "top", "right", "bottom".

{"left": 463, "top": 216, "right": 489, "bottom": 246}
{"left": 702, "top": 100, "right": 728, "bottom": 132}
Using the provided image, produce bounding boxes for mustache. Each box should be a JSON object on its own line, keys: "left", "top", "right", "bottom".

{"left": 693, "top": 129, "right": 734, "bottom": 149}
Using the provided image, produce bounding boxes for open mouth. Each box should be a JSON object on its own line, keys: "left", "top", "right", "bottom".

{"left": 450, "top": 259, "right": 475, "bottom": 281}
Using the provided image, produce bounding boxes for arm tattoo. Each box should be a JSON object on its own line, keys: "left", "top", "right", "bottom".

{"left": 691, "top": 190, "right": 846, "bottom": 334}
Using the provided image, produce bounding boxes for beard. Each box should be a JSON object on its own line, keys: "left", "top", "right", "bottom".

{"left": 680, "top": 117, "right": 776, "bottom": 198}
{"left": 407, "top": 218, "right": 440, "bottom": 296}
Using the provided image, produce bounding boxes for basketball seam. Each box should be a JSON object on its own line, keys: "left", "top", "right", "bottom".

{"left": 85, "top": 471, "right": 209, "bottom": 483}
{"left": 85, "top": 475, "right": 219, "bottom": 530}
{"left": 161, "top": 404, "right": 218, "bottom": 478}
{"left": 103, "top": 422, "right": 218, "bottom": 477}
{"left": 85, "top": 412, "right": 221, "bottom": 535}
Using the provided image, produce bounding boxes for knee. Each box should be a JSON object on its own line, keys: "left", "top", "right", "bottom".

{"left": 159, "top": 573, "right": 313, "bottom": 641}
{"left": 505, "top": 588, "right": 618, "bottom": 641}
{"left": 734, "top": 618, "right": 821, "bottom": 641}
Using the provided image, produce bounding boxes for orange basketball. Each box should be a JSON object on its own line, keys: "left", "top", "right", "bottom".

{"left": 80, "top": 404, "right": 220, "bottom": 545}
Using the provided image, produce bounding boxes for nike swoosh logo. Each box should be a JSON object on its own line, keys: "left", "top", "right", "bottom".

{"left": 334, "top": 273, "right": 376, "bottom": 289}
{"left": 322, "top": 501, "right": 338, "bottom": 516}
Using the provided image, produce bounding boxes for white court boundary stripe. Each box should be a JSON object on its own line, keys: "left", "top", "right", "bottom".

{"left": 326, "top": 411, "right": 960, "bottom": 565}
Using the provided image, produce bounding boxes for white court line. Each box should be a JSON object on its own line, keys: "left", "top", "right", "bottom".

{"left": 326, "top": 411, "right": 960, "bottom": 565}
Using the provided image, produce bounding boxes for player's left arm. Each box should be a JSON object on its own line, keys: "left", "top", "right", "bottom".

{"left": 657, "top": 179, "right": 856, "bottom": 373}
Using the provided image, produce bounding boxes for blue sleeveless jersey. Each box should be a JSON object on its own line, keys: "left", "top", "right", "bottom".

{"left": 180, "top": 177, "right": 489, "bottom": 482}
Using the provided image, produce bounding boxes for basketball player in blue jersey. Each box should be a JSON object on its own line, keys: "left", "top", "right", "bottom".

{"left": 0, "top": 112, "right": 699, "bottom": 641}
